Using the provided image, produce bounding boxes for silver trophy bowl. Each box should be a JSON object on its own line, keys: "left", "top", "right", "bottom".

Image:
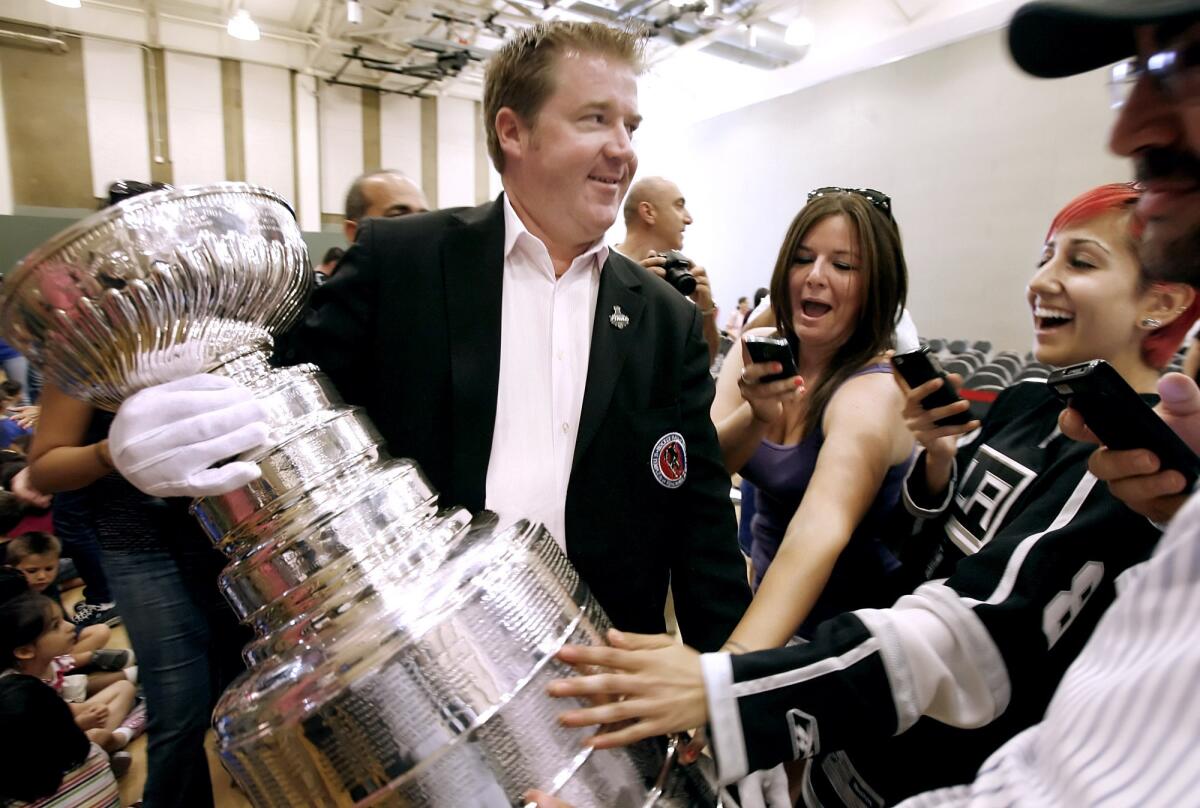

{"left": 0, "top": 183, "right": 719, "bottom": 807}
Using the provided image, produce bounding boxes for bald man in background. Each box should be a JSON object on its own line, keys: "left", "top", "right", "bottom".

{"left": 343, "top": 169, "right": 430, "bottom": 243}
{"left": 616, "top": 177, "right": 721, "bottom": 362}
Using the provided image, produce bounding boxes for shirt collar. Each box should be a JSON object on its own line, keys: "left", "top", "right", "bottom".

{"left": 502, "top": 193, "right": 609, "bottom": 274}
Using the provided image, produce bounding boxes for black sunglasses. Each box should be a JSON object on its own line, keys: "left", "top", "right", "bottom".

{"left": 806, "top": 186, "right": 893, "bottom": 219}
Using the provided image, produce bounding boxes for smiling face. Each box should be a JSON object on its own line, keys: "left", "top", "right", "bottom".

{"left": 1028, "top": 210, "right": 1150, "bottom": 369}
{"left": 1110, "top": 23, "right": 1200, "bottom": 285}
{"left": 498, "top": 50, "right": 640, "bottom": 257}
{"left": 786, "top": 214, "right": 865, "bottom": 354}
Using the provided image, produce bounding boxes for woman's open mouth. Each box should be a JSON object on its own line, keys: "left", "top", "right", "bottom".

{"left": 801, "top": 300, "right": 833, "bottom": 318}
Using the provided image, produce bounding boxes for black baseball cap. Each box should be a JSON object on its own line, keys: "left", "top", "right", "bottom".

{"left": 1009, "top": 0, "right": 1200, "bottom": 78}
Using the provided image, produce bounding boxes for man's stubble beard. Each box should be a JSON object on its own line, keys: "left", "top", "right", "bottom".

{"left": 1141, "top": 223, "right": 1200, "bottom": 287}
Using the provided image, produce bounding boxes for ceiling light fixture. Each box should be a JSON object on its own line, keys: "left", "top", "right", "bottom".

{"left": 785, "top": 17, "right": 815, "bottom": 48}
{"left": 227, "top": 9, "right": 260, "bottom": 41}
{"left": 46, "top": 0, "right": 82, "bottom": 8}
{"left": 347, "top": 0, "right": 363, "bottom": 24}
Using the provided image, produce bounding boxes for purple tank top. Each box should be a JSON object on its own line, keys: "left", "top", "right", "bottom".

{"left": 740, "top": 362, "right": 914, "bottom": 638}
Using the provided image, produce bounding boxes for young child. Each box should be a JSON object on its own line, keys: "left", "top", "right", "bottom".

{"left": 0, "top": 588, "right": 138, "bottom": 760}
{"left": 0, "top": 380, "right": 32, "bottom": 452}
{"left": 5, "top": 532, "right": 115, "bottom": 657}
{"left": 0, "top": 673, "right": 120, "bottom": 807}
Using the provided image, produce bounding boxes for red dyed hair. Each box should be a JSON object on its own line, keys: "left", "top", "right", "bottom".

{"left": 1046, "top": 182, "right": 1199, "bottom": 369}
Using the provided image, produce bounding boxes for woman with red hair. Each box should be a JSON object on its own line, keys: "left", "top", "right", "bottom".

{"left": 540, "top": 183, "right": 1200, "bottom": 807}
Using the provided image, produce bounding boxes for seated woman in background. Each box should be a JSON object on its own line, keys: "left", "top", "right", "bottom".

{"left": 549, "top": 183, "right": 1197, "bottom": 805}
{"left": 714, "top": 188, "right": 915, "bottom": 649}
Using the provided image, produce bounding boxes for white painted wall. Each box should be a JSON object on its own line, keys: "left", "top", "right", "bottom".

{"left": 318, "top": 83, "right": 363, "bottom": 215}
{"left": 0, "top": 59, "right": 12, "bottom": 215}
{"left": 624, "top": 28, "right": 1128, "bottom": 352}
{"left": 294, "top": 73, "right": 322, "bottom": 232}
{"left": 241, "top": 63, "right": 295, "bottom": 207}
{"left": 164, "top": 52, "right": 226, "bottom": 186}
{"left": 82, "top": 38, "right": 151, "bottom": 198}
{"left": 380, "top": 94, "right": 423, "bottom": 187}
{"left": 436, "top": 95, "right": 477, "bottom": 209}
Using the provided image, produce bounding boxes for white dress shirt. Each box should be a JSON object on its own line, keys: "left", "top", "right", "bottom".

{"left": 484, "top": 196, "right": 607, "bottom": 551}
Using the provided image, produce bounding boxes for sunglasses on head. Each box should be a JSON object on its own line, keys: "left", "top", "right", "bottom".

{"left": 806, "top": 186, "right": 893, "bottom": 220}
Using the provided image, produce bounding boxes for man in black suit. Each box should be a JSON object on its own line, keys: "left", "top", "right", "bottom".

{"left": 111, "top": 21, "right": 749, "bottom": 653}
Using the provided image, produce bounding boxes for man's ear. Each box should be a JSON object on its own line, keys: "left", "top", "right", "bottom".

{"left": 343, "top": 219, "right": 358, "bottom": 243}
{"left": 638, "top": 200, "right": 656, "bottom": 227}
{"left": 495, "top": 107, "right": 527, "bottom": 167}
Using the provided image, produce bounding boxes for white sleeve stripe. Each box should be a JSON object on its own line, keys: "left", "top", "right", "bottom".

{"left": 700, "top": 652, "right": 748, "bottom": 785}
{"left": 730, "top": 638, "right": 879, "bottom": 699}
{"left": 901, "top": 449, "right": 958, "bottom": 517}
{"left": 960, "top": 471, "right": 1097, "bottom": 607}
{"left": 916, "top": 583, "right": 1012, "bottom": 715}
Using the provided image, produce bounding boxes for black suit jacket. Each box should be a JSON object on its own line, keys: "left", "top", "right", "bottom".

{"left": 281, "top": 196, "right": 750, "bottom": 651}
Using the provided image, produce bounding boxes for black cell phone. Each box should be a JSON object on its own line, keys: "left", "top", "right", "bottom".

{"left": 743, "top": 335, "right": 798, "bottom": 384}
{"left": 890, "top": 346, "right": 973, "bottom": 427}
{"left": 1048, "top": 359, "right": 1200, "bottom": 490}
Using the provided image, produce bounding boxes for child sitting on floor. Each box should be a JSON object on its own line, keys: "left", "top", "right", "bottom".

{"left": 0, "top": 584, "right": 139, "bottom": 761}
{"left": 5, "top": 533, "right": 116, "bottom": 660}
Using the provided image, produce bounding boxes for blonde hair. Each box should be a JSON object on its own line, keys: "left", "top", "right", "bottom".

{"left": 483, "top": 21, "right": 644, "bottom": 172}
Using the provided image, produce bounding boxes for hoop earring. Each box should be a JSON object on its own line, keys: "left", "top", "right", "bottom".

{"left": 1141, "top": 317, "right": 1163, "bottom": 329}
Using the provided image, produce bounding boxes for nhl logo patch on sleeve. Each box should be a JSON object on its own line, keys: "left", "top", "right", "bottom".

{"left": 651, "top": 432, "right": 687, "bottom": 488}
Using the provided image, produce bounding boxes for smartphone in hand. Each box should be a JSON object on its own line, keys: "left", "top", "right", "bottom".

{"left": 1048, "top": 359, "right": 1200, "bottom": 490}
{"left": 743, "top": 335, "right": 799, "bottom": 384}
{"left": 890, "top": 346, "right": 972, "bottom": 427}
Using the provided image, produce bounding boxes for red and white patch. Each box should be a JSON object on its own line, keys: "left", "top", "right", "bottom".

{"left": 651, "top": 432, "right": 687, "bottom": 489}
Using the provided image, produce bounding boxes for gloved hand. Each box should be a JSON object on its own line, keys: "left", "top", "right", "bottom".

{"left": 722, "top": 764, "right": 790, "bottom": 808}
{"left": 108, "top": 374, "right": 272, "bottom": 498}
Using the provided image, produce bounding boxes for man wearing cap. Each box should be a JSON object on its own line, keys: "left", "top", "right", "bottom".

{"left": 539, "top": 7, "right": 1200, "bottom": 808}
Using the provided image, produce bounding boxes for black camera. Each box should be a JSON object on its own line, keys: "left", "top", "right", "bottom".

{"left": 659, "top": 250, "right": 697, "bottom": 295}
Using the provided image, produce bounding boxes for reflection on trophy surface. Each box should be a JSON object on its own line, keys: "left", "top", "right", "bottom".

{"left": 0, "top": 183, "right": 719, "bottom": 807}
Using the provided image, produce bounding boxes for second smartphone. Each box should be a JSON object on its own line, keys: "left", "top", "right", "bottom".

{"left": 890, "top": 345, "right": 973, "bottom": 427}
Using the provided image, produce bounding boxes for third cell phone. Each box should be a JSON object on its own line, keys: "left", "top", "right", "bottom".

{"left": 890, "top": 345, "right": 973, "bottom": 427}
{"left": 1047, "top": 359, "right": 1200, "bottom": 490}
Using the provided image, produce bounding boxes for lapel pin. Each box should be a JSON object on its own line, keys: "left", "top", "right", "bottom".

{"left": 609, "top": 305, "right": 630, "bottom": 330}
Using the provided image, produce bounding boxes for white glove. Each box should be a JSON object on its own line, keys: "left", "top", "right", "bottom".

{"left": 722, "top": 764, "right": 791, "bottom": 808}
{"left": 108, "top": 374, "right": 272, "bottom": 498}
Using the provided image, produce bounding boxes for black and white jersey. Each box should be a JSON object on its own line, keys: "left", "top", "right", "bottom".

{"left": 701, "top": 381, "right": 1163, "bottom": 804}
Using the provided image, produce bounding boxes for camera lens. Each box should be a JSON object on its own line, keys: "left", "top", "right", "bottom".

{"left": 664, "top": 266, "right": 697, "bottom": 294}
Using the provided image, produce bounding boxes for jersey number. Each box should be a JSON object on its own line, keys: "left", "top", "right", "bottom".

{"left": 1042, "top": 561, "right": 1104, "bottom": 649}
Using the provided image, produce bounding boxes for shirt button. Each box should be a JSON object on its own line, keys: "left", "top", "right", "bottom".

{"left": 557, "top": 352, "right": 564, "bottom": 360}
{"left": 561, "top": 422, "right": 569, "bottom": 433}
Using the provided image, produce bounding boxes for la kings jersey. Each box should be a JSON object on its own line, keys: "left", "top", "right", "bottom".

{"left": 701, "top": 381, "right": 1163, "bottom": 805}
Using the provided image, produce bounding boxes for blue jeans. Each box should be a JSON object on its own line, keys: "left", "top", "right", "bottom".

{"left": 103, "top": 537, "right": 248, "bottom": 808}
{"left": 52, "top": 489, "right": 112, "bottom": 605}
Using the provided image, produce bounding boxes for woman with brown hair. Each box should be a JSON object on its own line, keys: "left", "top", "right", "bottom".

{"left": 713, "top": 188, "right": 916, "bottom": 649}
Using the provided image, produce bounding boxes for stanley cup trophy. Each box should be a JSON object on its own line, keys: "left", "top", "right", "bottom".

{"left": 0, "top": 184, "right": 722, "bottom": 807}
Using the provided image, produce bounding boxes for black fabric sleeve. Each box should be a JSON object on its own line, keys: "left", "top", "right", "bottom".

{"left": 273, "top": 222, "right": 382, "bottom": 407}
{"left": 669, "top": 305, "right": 752, "bottom": 652}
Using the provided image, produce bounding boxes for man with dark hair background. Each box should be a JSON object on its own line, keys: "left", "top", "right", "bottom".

{"left": 341, "top": 169, "right": 430, "bottom": 242}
